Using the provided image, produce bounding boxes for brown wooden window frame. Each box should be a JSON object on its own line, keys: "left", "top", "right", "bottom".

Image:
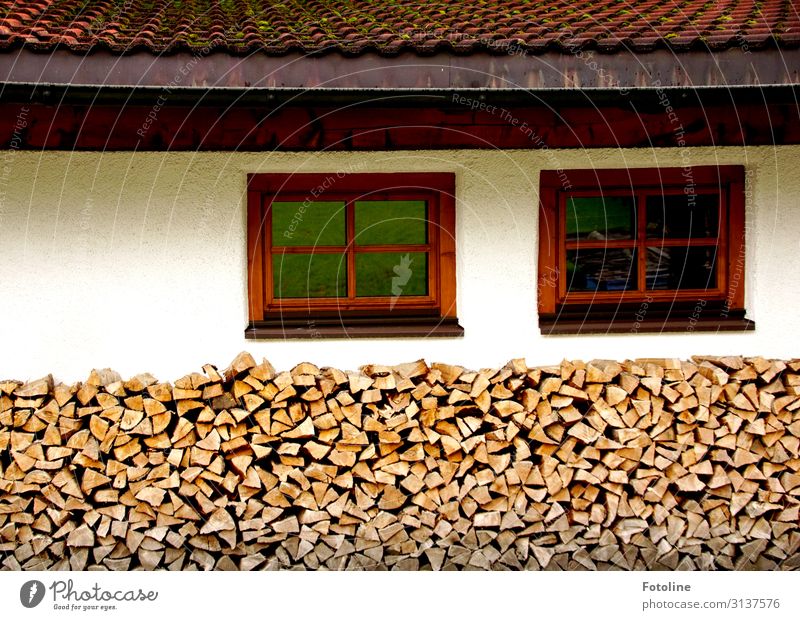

{"left": 246, "top": 172, "right": 462, "bottom": 338}
{"left": 537, "top": 165, "right": 754, "bottom": 334}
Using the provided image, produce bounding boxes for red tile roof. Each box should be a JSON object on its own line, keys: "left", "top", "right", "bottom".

{"left": 0, "top": 0, "right": 798, "bottom": 56}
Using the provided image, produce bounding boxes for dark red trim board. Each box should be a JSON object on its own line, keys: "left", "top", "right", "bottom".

{"left": 2, "top": 100, "right": 800, "bottom": 151}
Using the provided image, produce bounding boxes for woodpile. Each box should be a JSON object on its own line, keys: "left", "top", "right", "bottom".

{"left": 1, "top": 353, "right": 799, "bottom": 571}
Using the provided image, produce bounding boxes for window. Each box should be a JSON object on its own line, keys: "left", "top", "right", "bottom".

{"left": 246, "top": 173, "right": 461, "bottom": 338}
{"left": 537, "top": 166, "right": 753, "bottom": 334}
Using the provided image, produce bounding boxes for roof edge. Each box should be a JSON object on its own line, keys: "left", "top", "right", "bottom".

{"left": 1, "top": 47, "right": 799, "bottom": 90}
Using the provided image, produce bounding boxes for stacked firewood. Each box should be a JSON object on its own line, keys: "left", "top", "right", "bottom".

{"left": 1, "top": 353, "right": 798, "bottom": 570}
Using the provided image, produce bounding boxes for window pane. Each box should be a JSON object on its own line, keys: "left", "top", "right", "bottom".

{"left": 566, "top": 196, "right": 636, "bottom": 240}
{"left": 355, "top": 252, "right": 428, "bottom": 297}
{"left": 271, "top": 201, "right": 345, "bottom": 247}
{"left": 646, "top": 194, "right": 719, "bottom": 239}
{"left": 566, "top": 249, "right": 637, "bottom": 292}
{"left": 273, "top": 253, "right": 346, "bottom": 298}
{"left": 646, "top": 246, "right": 717, "bottom": 290}
{"left": 355, "top": 201, "right": 428, "bottom": 245}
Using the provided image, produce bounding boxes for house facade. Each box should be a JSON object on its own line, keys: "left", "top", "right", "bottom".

{"left": 1, "top": 1, "right": 800, "bottom": 381}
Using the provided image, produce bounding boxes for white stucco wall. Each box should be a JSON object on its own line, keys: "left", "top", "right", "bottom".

{"left": 1, "top": 146, "right": 798, "bottom": 382}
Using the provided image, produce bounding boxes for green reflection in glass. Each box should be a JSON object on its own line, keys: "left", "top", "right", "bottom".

{"left": 272, "top": 201, "right": 345, "bottom": 246}
{"left": 355, "top": 252, "right": 428, "bottom": 297}
{"left": 566, "top": 196, "right": 636, "bottom": 240}
{"left": 355, "top": 201, "right": 428, "bottom": 245}
{"left": 272, "top": 252, "right": 346, "bottom": 298}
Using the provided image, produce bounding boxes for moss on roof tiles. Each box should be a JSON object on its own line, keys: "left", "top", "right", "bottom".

{"left": 0, "top": 0, "right": 796, "bottom": 55}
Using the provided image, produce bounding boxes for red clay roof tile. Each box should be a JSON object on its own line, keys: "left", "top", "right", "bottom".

{"left": 0, "top": 0, "right": 797, "bottom": 56}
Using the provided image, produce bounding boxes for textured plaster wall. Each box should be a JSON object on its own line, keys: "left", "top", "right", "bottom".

{"left": 0, "top": 146, "right": 798, "bottom": 382}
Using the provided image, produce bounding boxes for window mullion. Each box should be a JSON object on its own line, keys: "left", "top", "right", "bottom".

{"left": 558, "top": 192, "right": 567, "bottom": 302}
{"left": 637, "top": 192, "right": 647, "bottom": 294}
{"left": 346, "top": 199, "right": 356, "bottom": 299}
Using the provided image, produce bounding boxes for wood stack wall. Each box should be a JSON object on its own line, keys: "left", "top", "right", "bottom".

{"left": 1, "top": 354, "right": 798, "bottom": 570}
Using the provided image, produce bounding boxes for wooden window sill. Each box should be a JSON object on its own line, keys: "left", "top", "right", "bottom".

{"left": 246, "top": 316, "right": 464, "bottom": 339}
{"left": 539, "top": 306, "right": 754, "bottom": 335}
